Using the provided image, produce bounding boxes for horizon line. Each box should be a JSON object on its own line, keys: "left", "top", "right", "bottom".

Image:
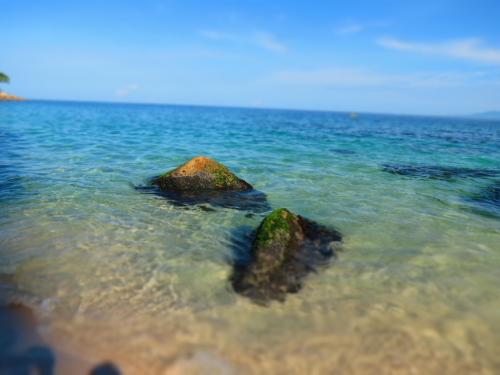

{"left": 6, "top": 96, "right": 499, "bottom": 121}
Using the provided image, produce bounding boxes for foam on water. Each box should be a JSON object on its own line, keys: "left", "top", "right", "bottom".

{"left": 1, "top": 101, "right": 500, "bottom": 374}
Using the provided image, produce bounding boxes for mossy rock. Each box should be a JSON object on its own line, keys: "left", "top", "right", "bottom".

{"left": 153, "top": 156, "right": 252, "bottom": 192}
{"left": 141, "top": 156, "right": 269, "bottom": 212}
{"left": 232, "top": 208, "right": 342, "bottom": 303}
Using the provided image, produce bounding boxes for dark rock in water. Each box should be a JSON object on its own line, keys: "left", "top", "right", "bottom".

{"left": 0, "top": 304, "right": 56, "bottom": 375}
{"left": 466, "top": 181, "right": 500, "bottom": 218}
{"left": 231, "top": 208, "right": 342, "bottom": 303}
{"left": 159, "top": 188, "right": 270, "bottom": 212}
{"left": 90, "top": 362, "right": 122, "bottom": 375}
{"left": 481, "top": 182, "right": 500, "bottom": 204}
{"left": 139, "top": 156, "right": 270, "bottom": 212}
{"left": 382, "top": 164, "right": 499, "bottom": 180}
{"left": 136, "top": 183, "right": 271, "bottom": 213}
{"left": 23, "top": 346, "right": 55, "bottom": 375}
{"left": 198, "top": 205, "right": 217, "bottom": 212}
{"left": 153, "top": 156, "right": 252, "bottom": 192}
{"left": 330, "top": 148, "right": 356, "bottom": 155}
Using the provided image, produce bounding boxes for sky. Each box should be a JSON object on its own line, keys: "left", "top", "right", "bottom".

{"left": 2, "top": 0, "right": 500, "bottom": 115}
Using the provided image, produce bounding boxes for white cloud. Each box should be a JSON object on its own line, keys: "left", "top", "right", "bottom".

{"left": 377, "top": 37, "right": 500, "bottom": 64}
{"left": 335, "top": 23, "right": 364, "bottom": 35}
{"left": 252, "top": 32, "right": 287, "bottom": 53}
{"left": 273, "top": 67, "right": 499, "bottom": 88}
{"left": 116, "top": 84, "right": 139, "bottom": 97}
{"left": 335, "top": 20, "right": 389, "bottom": 36}
{"left": 199, "top": 30, "right": 287, "bottom": 53}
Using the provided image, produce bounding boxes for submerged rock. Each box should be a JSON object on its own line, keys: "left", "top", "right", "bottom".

{"left": 382, "top": 164, "right": 499, "bottom": 180}
{"left": 480, "top": 182, "right": 500, "bottom": 205}
{"left": 144, "top": 157, "right": 270, "bottom": 212}
{"left": 231, "top": 208, "right": 342, "bottom": 303}
{"left": 153, "top": 156, "right": 252, "bottom": 192}
{"left": 0, "top": 304, "right": 55, "bottom": 375}
{"left": 466, "top": 181, "right": 500, "bottom": 218}
{"left": 150, "top": 187, "right": 271, "bottom": 213}
{"left": 90, "top": 362, "right": 122, "bottom": 375}
{"left": 330, "top": 148, "right": 356, "bottom": 155}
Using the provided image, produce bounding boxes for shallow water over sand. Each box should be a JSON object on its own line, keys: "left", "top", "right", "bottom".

{"left": 1, "top": 101, "right": 500, "bottom": 374}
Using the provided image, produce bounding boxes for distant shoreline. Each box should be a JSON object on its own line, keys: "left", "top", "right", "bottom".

{"left": 0, "top": 92, "right": 26, "bottom": 101}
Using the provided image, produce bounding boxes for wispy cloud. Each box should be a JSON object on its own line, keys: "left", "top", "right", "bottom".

{"left": 199, "top": 30, "right": 287, "bottom": 53}
{"left": 377, "top": 37, "right": 500, "bottom": 64}
{"left": 273, "top": 67, "right": 499, "bottom": 88}
{"left": 116, "top": 84, "right": 139, "bottom": 97}
{"left": 335, "top": 23, "right": 364, "bottom": 36}
{"left": 335, "top": 20, "right": 389, "bottom": 36}
{"left": 252, "top": 32, "right": 287, "bottom": 53}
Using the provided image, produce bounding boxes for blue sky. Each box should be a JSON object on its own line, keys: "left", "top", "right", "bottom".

{"left": 2, "top": 0, "right": 500, "bottom": 115}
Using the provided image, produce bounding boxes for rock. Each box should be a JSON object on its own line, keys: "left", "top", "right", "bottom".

{"left": 330, "top": 148, "right": 356, "bottom": 155}
{"left": 145, "top": 157, "right": 270, "bottom": 212}
{"left": 466, "top": 180, "right": 500, "bottom": 218}
{"left": 0, "top": 304, "right": 55, "bottom": 375}
{"left": 153, "top": 156, "right": 252, "bottom": 192}
{"left": 382, "top": 164, "right": 499, "bottom": 180}
{"left": 90, "top": 362, "right": 122, "bottom": 375}
{"left": 232, "top": 208, "right": 342, "bottom": 303}
{"left": 480, "top": 181, "right": 500, "bottom": 206}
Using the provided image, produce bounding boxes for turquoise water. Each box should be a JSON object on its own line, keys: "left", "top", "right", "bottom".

{"left": 1, "top": 100, "right": 500, "bottom": 374}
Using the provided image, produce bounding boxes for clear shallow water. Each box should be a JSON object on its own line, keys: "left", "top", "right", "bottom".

{"left": 1, "top": 100, "right": 500, "bottom": 374}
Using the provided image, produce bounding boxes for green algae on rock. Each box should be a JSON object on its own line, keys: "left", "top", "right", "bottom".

{"left": 153, "top": 156, "right": 253, "bottom": 192}
{"left": 232, "top": 208, "right": 342, "bottom": 303}
{"left": 142, "top": 156, "right": 270, "bottom": 212}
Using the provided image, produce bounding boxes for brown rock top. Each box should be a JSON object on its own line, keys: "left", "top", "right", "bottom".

{"left": 153, "top": 156, "right": 253, "bottom": 192}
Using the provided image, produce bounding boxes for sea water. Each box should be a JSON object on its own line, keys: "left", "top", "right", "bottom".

{"left": 1, "top": 100, "right": 499, "bottom": 374}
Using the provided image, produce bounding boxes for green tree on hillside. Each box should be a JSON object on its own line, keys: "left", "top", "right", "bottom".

{"left": 0, "top": 72, "right": 9, "bottom": 92}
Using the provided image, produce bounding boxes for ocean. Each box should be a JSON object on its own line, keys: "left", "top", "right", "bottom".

{"left": 1, "top": 100, "right": 499, "bottom": 374}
